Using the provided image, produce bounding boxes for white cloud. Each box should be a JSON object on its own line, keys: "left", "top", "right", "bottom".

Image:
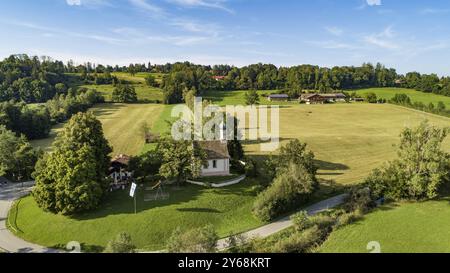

{"left": 366, "top": 0, "right": 381, "bottom": 6}
{"left": 128, "top": 0, "right": 166, "bottom": 17}
{"left": 325, "top": 26, "right": 343, "bottom": 36}
{"left": 66, "top": 0, "right": 81, "bottom": 5}
{"left": 420, "top": 8, "right": 450, "bottom": 15}
{"left": 363, "top": 26, "right": 399, "bottom": 50}
{"left": 308, "top": 40, "right": 358, "bottom": 50}
{"left": 167, "top": 0, "right": 233, "bottom": 13}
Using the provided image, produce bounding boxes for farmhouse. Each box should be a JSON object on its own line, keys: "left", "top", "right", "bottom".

{"left": 194, "top": 140, "right": 231, "bottom": 177}
{"left": 267, "top": 94, "right": 289, "bottom": 102}
{"left": 109, "top": 154, "right": 133, "bottom": 188}
{"left": 300, "top": 93, "right": 347, "bottom": 104}
{"left": 320, "top": 93, "right": 347, "bottom": 102}
{"left": 300, "top": 93, "right": 326, "bottom": 104}
{"left": 212, "top": 75, "right": 226, "bottom": 81}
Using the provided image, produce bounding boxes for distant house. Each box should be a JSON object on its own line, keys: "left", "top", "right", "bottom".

{"left": 109, "top": 154, "right": 133, "bottom": 186}
{"left": 352, "top": 97, "right": 365, "bottom": 102}
{"left": 268, "top": 94, "right": 289, "bottom": 102}
{"left": 194, "top": 140, "right": 230, "bottom": 177}
{"left": 320, "top": 93, "right": 347, "bottom": 102}
{"left": 300, "top": 93, "right": 326, "bottom": 104}
{"left": 300, "top": 93, "right": 347, "bottom": 104}
{"left": 212, "top": 76, "right": 226, "bottom": 81}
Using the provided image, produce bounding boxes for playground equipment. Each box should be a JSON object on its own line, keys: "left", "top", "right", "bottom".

{"left": 144, "top": 181, "right": 170, "bottom": 201}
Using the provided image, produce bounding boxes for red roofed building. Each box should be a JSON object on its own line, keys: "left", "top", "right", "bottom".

{"left": 212, "top": 75, "right": 226, "bottom": 81}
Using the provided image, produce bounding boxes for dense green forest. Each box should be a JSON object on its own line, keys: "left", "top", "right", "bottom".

{"left": 159, "top": 62, "right": 450, "bottom": 104}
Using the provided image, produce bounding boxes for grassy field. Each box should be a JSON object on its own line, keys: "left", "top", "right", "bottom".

{"left": 11, "top": 180, "right": 263, "bottom": 252}
{"left": 244, "top": 103, "right": 450, "bottom": 185}
{"left": 320, "top": 199, "right": 450, "bottom": 253}
{"left": 31, "top": 103, "right": 167, "bottom": 156}
{"left": 81, "top": 84, "right": 164, "bottom": 102}
{"left": 356, "top": 88, "right": 450, "bottom": 108}
{"left": 112, "top": 72, "right": 165, "bottom": 84}
{"left": 202, "top": 90, "right": 297, "bottom": 106}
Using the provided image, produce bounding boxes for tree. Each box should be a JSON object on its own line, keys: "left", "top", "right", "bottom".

{"left": 253, "top": 162, "right": 318, "bottom": 221}
{"left": 145, "top": 74, "right": 158, "bottom": 87}
{"left": 112, "top": 84, "right": 138, "bottom": 103}
{"left": 244, "top": 89, "right": 260, "bottom": 105}
{"left": 33, "top": 112, "right": 112, "bottom": 214}
{"left": 266, "top": 139, "right": 317, "bottom": 181}
{"left": 366, "top": 121, "right": 450, "bottom": 200}
{"left": 157, "top": 137, "right": 206, "bottom": 185}
{"left": 167, "top": 225, "right": 219, "bottom": 253}
{"left": 0, "top": 126, "right": 41, "bottom": 181}
{"left": 128, "top": 150, "right": 162, "bottom": 182}
{"left": 104, "top": 232, "right": 136, "bottom": 253}
{"left": 437, "top": 101, "right": 446, "bottom": 112}
{"left": 365, "top": 92, "right": 378, "bottom": 103}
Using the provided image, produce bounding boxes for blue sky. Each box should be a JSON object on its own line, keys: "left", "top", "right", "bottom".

{"left": 1, "top": 0, "right": 450, "bottom": 75}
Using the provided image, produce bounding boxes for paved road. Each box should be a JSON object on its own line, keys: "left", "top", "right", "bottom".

{"left": 216, "top": 193, "right": 348, "bottom": 250}
{"left": 0, "top": 182, "right": 59, "bottom": 253}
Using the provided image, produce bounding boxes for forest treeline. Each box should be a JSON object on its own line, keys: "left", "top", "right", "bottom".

{"left": 2, "top": 54, "right": 450, "bottom": 105}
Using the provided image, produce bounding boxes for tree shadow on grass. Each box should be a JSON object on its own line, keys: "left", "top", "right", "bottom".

{"left": 89, "top": 103, "right": 126, "bottom": 119}
{"left": 72, "top": 180, "right": 258, "bottom": 221}
{"left": 72, "top": 183, "right": 206, "bottom": 221}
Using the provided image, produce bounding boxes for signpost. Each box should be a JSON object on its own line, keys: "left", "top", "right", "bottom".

{"left": 130, "top": 183, "right": 137, "bottom": 214}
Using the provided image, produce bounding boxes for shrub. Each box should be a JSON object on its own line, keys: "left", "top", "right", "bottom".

{"left": 310, "top": 214, "right": 336, "bottom": 230}
{"left": 344, "top": 187, "right": 374, "bottom": 213}
{"left": 167, "top": 225, "right": 219, "bottom": 253}
{"left": 104, "top": 232, "right": 136, "bottom": 253}
{"left": 225, "top": 233, "right": 248, "bottom": 253}
{"left": 291, "top": 211, "right": 312, "bottom": 232}
{"left": 335, "top": 210, "right": 364, "bottom": 229}
{"left": 245, "top": 158, "right": 259, "bottom": 178}
{"left": 252, "top": 163, "right": 318, "bottom": 222}
{"left": 271, "top": 226, "right": 324, "bottom": 253}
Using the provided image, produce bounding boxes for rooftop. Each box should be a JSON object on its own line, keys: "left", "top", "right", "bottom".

{"left": 194, "top": 140, "right": 230, "bottom": 160}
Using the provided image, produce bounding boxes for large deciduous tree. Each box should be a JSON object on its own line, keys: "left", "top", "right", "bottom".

{"left": 157, "top": 137, "right": 206, "bottom": 185}
{"left": 366, "top": 121, "right": 450, "bottom": 200}
{"left": 33, "top": 112, "right": 112, "bottom": 215}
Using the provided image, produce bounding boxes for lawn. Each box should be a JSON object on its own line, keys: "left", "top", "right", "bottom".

{"left": 244, "top": 103, "right": 450, "bottom": 185}
{"left": 355, "top": 87, "right": 450, "bottom": 109}
{"left": 320, "top": 199, "right": 450, "bottom": 253}
{"left": 10, "top": 180, "right": 263, "bottom": 252}
{"left": 31, "top": 103, "right": 167, "bottom": 156}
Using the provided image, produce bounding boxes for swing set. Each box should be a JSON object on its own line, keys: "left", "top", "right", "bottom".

{"left": 144, "top": 181, "right": 170, "bottom": 201}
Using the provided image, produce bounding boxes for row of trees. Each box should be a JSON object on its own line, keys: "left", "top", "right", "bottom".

{"left": 390, "top": 93, "right": 448, "bottom": 116}
{"left": 400, "top": 72, "right": 450, "bottom": 96}
{"left": 0, "top": 101, "right": 51, "bottom": 140}
{"left": 0, "top": 55, "right": 69, "bottom": 103}
{"left": 160, "top": 62, "right": 400, "bottom": 104}
{"left": 0, "top": 88, "right": 104, "bottom": 140}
